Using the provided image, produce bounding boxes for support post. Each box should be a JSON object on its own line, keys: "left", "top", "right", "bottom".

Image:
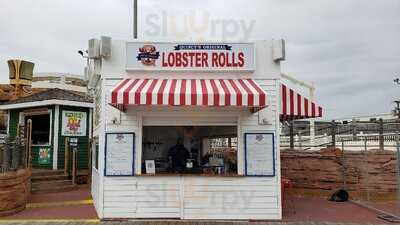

{"left": 309, "top": 84, "right": 316, "bottom": 150}
{"left": 289, "top": 120, "right": 294, "bottom": 149}
{"left": 88, "top": 138, "right": 92, "bottom": 184}
{"left": 395, "top": 132, "right": 400, "bottom": 215}
{"left": 298, "top": 132, "right": 302, "bottom": 150}
{"left": 72, "top": 148, "right": 77, "bottom": 185}
{"left": 341, "top": 141, "right": 346, "bottom": 190}
{"left": 64, "top": 137, "right": 69, "bottom": 175}
{"left": 352, "top": 119, "right": 358, "bottom": 140}
{"left": 310, "top": 119, "right": 315, "bottom": 150}
{"left": 364, "top": 138, "right": 370, "bottom": 201}
{"left": 27, "top": 119, "right": 32, "bottom": 168}
{"left": 133, "top": 0, "right": 138, "bottom": 39}
{"left": 379, "top": 118, "right": 384, "bottom": 150}
{"left": 331, "top": 120, "right": 336, "bottom": 148}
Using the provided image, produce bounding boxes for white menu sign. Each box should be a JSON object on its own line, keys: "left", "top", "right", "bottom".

{"left": 105, "top": 133, "right": 135, "bottom": 176}
{"left": 245, "top": 133, "right": 275, "bottom": 176}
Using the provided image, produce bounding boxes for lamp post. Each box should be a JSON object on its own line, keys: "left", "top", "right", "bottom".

{"left": 394, "top": 101, "right": 400, "bottom": 120}
{"left": 133, "top": 0, "right": 138, "bottom": 39}
{"left": 394, "top": 78, "right": 400, "bottom": 119}
{"left": 395, "top": 78, "right": 400, "bottom": 216}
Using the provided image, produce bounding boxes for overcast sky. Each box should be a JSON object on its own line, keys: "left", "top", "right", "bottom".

{"left": 0, "top": 0, "right": 399, "bottom": 120}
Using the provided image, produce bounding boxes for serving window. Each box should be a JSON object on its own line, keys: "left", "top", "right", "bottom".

{"left": 142, "top": 126, "right": 238, "bottom": 176}
{"left": 24, "top": 113, "right": 51, "bottom": 146}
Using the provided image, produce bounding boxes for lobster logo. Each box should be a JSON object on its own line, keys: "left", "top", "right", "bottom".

{"left": 255, "top": 134, "right": 264, "bottom": 142}
{"left": 137, "top": 45, "right": 160, "bottom": 66}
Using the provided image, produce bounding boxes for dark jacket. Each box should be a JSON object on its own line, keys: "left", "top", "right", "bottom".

{"left": 168, "top": 144, "right": 190, "bottom": 171}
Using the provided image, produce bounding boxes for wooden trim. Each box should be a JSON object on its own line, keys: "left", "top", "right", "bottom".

{"left": 6, "top": 110, "right": 10, "bottom": 135}
{"left": 19, "top": 109, "right": 52, "bottom": 146}
{"left": 0, "top": 100, "right": 94, "bottom": 110}
{"left": 53, "top": 105, "right": 60, "bottom": 170}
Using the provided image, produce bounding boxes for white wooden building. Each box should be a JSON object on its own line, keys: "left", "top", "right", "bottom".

{"left": 87, "top": 39, "right": 323, "bottom": 220}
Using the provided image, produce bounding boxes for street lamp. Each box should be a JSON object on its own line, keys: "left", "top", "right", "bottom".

{"left": 133, "top": 0, "right": 137, "bottom": 39}
{"left": 394, "top": 78, "right": 400, "bottom": 119}
{"left": 394, "top": 101, "right": 400, "bottom": 119}
{"left": 78, "top": 50, "right": 88, "bottom": 58}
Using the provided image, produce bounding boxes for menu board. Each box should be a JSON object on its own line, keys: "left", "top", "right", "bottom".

{"left": 245, "top": 133, "right": 275, "bottom": 176}
{"left": 105, "top": 133, "right": 135, "bottom": 176}
{"left": 61, "top": 111, "right": 87, "bottom": 136}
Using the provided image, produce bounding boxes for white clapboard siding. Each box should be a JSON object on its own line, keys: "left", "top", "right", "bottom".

{"left": 103, "top": 209, "right": 136, "bottom": 219}
{"left": 100, "top": 78, "right": 281, "bottom": 220}
{"left": 93, "top": 78, "right": 103, "bottom": 133}
{"left": 103, "top": 176, "right": 182, "bottom": 219}
{"left": 135, "top": 194, "right": 180, "bottom": 202}
{"left": 185, "top": 196, "right": 277, "bottom": 204}
{"left": 104, "top": 196, "right": 136, "bottom": 202}
{"left": 91, "top": 169, "right": 100, "bottom": 213}
{"left": 185, "top": 208, "right": 280, "bottom": 214}
{"left": 182, "top": 177, "right": 279, "bottom": 220}
{"left": 135, "top": 177, "right": 181, "bottom": 218}
{"left": 186, "top": 213, "right": 280, "bottom": 220}
{"left": 103, "top": 177, "right": 137, "bottom": 218}
{"left": 104, "top": 79, "right": 139, "bottom": 133}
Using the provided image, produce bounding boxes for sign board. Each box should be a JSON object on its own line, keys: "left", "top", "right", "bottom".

{"left": 69, "top": 137, "right": 78, "bottom": 149}
{"left": 0, "top": 134, "right": 7, "bottom": 144}
{"left": 145, "top": 160, "right": 155, "bottom": 174}
{"left": 38, "top": 147, "right": 51, "bottom": 165}
{"left": 61, "top": 111, "right": 87, "bottom": 136}
{"left": 105, "top": 133, "right": 135, "bottom": 176}
{"left": 126, "top": 42, "right": 255, "bottom": 71}
{"left": 244, "top": 133, "right": 275, "bottom": 176}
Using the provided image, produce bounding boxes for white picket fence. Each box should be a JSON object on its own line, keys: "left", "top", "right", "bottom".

{"left": 280, "top": 133, "right": 399, "bottom": 151}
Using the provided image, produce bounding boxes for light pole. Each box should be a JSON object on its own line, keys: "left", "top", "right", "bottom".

{"left": 78, "top": 50, "right": 90, "bottom": 73}
{"left": 394, "top": 101, "right": 400, "bottom": 120}
{"left": 395, "top": 78, "right": 400, "bottom": 216}
{"left": 394, "top": 78, "right": 400, "bottom": 119}
{"left": 133, "top": 0, "right": 138, "bottom": 39}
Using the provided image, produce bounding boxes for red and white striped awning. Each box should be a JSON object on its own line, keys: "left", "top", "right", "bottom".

{"left": 111, "top": 79, "right": 267, "bottom": 109}
{"left": 281, "top": 83, "right": 323, "bottom": 120}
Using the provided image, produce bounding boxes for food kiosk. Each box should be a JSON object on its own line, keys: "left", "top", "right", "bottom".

{"left": 88, "top": 39, "right": 322, "bottom": 220}
{"left": 0, "top": 60, "right": 93, "bottom": 172}
{"left": 0, "top": 89, "right": 93, "bottom": 170}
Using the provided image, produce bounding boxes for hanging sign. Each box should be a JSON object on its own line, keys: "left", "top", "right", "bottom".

{"left": 105, "top": 133, "right": 135, "bottom": 176}
{"left": 126, "top": 42, "right": 255, "bottom": 71}
{"left": 61, "top": 111, "right": 87, "bottom": 136}
{"left": 245, "top": 133, "right": 275, "bottom": 176}
{"left": 69, "top": 137, "right": 78, "bottom": 149}
{"left": 38, "top": 147, "right": 51, "bottom": 165}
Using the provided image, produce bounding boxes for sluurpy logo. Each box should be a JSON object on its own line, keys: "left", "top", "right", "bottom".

{"left": 137, "top": 45, "right": 160, "bottom": 66}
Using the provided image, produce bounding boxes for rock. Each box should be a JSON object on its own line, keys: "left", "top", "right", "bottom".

{"left": 281, "top": 149, "right": 398, "bottom": 200}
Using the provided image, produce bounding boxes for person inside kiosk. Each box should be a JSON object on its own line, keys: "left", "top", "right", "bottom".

{"left": 142, "top": 126, "right": 238, "bottom": 176}
{"left": 168, "top": 138, "right": 190, "bottom": 173}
